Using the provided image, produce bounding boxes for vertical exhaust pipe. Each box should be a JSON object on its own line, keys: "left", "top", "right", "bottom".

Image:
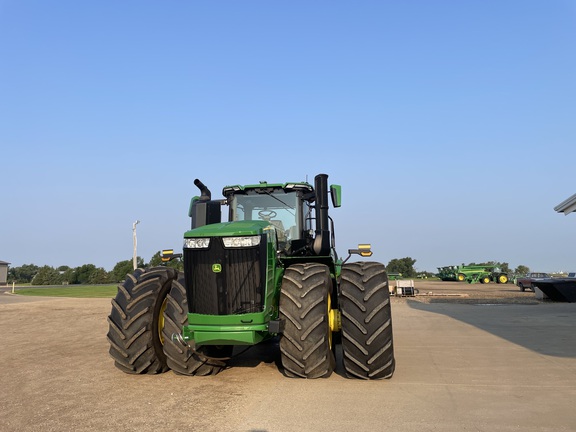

{"left": 313, "top": 173, "right": 330, "bottom": 255}
{"left": 190, "top": 179, "right": 221, "bottom": 228}
{"left": 194, "top": 179, "right": 212, "bottom": 201}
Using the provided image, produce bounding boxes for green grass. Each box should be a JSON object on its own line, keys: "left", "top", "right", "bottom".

{"left": 16, "top": 285, "right": 118, "bottom": 298}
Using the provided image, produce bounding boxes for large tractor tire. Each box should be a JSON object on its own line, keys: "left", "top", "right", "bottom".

{"left": 340, "top": 261, "right": 395, "bottom": 380}
{"left": 107, "top": 267, "right": 178, "bottom": 374}
{"left": 279, "top": 263, "right": 335, "bottom": 378}
{"left": 457, "top": 273, "right": 466, "bottom": 282}
{"left": 498, "top": 274, "right": 509, "bottom": 284}
{"left": 162, "top": 272, "right": 231, "bottom": 376}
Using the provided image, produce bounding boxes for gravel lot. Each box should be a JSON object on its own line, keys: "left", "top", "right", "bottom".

{"left": 398, "top": 279, "right": 541, "bottom": 304}
{"left": 1, "top": 280, "right": 574, "bottom": 432}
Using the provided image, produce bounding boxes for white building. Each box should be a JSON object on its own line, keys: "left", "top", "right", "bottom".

{"left": 0, "top": 260, "right": 9, "bottom": 286}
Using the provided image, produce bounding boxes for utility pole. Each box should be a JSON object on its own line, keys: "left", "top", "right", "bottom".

{"left": 132, "top": 220, "right": 140, "bottom": 270}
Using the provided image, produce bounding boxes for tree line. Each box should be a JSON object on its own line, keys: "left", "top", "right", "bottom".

{"left": 7, "top": 252, "right": 182, "bottom": 285}
{"left": 8, "top": 254, "right": 531, "bottom": 285}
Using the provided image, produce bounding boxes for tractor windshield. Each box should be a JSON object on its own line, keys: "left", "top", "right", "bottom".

{"left": 230, "top": 190, "right": 302, "bottom": 245}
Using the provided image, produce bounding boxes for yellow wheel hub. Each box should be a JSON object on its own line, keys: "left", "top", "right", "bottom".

{"left": 327, "top": 295, "right": 341, "bottom": 349}
{"left": 329, "top": 308, "right": 341, "bottom": 333}
{"left": 158, "top": 297, "right": 168, "bottom": 345}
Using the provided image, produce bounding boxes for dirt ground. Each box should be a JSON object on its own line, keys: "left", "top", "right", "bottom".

{"left": 395, "top": 279, "right": 541, "bottom": 304}
{"left": 0, "top": 281, "right": 567, "bottom": 431}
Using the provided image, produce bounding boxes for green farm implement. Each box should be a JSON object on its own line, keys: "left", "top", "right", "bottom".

{"left": 437, "top": 265, "right": 509, "bottom": 284}
{"left": 108, "top": 174, "right": 395, "bottom": 379}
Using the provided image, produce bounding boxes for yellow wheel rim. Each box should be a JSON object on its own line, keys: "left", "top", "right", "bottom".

{"left": 499, "top": 275, "right": 508, "bottom": 284}
{"left": 158, "top": 297, "right": 168, "bottom": 345}
{"left": 327, "top": 295, "right": 332, "bottom": 349}
{"left": 327, "top": 295, "right": 341, "bottom": 349}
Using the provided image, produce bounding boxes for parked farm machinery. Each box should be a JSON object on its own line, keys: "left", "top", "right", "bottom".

{"left": 437, "top": 265, "right": 509, "bottom": 284}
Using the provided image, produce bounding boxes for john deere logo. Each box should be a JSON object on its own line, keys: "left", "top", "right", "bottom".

{"left": 212, "top": 264, "right": 222, "bottom": 273}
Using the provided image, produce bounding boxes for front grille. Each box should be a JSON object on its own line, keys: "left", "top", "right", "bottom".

{"left": 183, "top": 236, "right": 265, "bottom": 315}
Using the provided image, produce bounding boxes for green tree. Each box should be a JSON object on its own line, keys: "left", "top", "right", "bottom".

{"left": 514, "top": 265, "right": 530, "bottom": 276}
{"left": 62, "top": 268, "right": 77, "bottom": 284}
{"left": 110, "top": 258, "right": 144, "bottom": 283}
{"left": 72, "top": 264, "right": 99, "bottom": 284}
{"left": 88, "top": 267, "right": 111, "bottom": 284}
{"left": 8, "top": 264, "right": 40, "bottom": 283}
{"left": 386, "top": 257, "right": 417, "bottom": 278}
{"left": 31, "top": 266, "right": 63, "bottom": 285}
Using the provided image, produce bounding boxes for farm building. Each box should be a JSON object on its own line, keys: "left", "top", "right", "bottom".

{"left": 555, "top": 193, "right": 576, "bottom": 215}
{"left": 0, "top": 261, "right": 9, "bottom": 286}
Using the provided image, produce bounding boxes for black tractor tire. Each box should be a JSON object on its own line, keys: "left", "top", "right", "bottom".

{"left": 279, "top": 263, "right": 335, "bottom": 378}
{"left": 498, "top": 275, "right": 509, "bottom": 284}
{"left": 107, "top": 267, "right": 178, "bottom": 374}
{"left": 340, "top": 261, "right": 395, "bottom": 380}
{"left": 162, "top": 272, "right": 232, "bottom": 376}
{"left": 457, "top": 273, "right": 466, "bottom": 282}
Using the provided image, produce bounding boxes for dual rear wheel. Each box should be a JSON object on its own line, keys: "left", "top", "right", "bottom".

{"left": 279, "top": 262, "right": 395, "bottom": 379}
{"left": 107, "top": 267, "right": 228, "bottom": 376}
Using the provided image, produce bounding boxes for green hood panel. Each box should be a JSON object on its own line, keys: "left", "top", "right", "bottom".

{"left": 184, "top": 220, "right": 270, "bottom": 238}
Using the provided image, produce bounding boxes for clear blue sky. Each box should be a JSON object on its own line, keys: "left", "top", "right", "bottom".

{"left": 1, "top": 1, "right": 575, "bottom": 273}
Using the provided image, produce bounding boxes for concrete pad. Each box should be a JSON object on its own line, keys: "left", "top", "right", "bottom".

{"left": 382, "top": 300, "right": 576, "bottom": 431}
{"left": 238, "top": 300, "right": 576, "bottom": 432}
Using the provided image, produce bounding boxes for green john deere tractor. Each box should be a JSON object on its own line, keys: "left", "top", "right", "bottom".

{"left": 107, "top": 174, "right": 395, "bottom": 379}
{"left": 437, "top": 264, "right": 509, "bottom": 284}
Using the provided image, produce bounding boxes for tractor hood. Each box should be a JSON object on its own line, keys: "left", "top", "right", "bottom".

{"left": 184, "top": 220, "right": 271, "bottom": 238}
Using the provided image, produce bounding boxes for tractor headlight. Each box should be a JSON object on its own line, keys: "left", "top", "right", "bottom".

{"left": 184, "top": 238, "right": 211, "bottom": 249}
{"left": 222, "top": 236, "right": 261, "bottom": 248}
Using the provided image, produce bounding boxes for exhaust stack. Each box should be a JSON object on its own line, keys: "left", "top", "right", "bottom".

{"left": 194, "top": 179, "right": 211, "bottom": 201}
{"left": 313, "top": 173, "right": 331, "bottom": 256}
{"left": 189, "top": 179, "right": 221, "bottom": 228}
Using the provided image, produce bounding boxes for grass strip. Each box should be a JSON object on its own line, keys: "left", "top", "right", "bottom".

{"left": 16, "top": 285, "right": 118, "bottom": 298}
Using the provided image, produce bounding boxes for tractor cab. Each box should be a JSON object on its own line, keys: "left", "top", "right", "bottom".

{"left": 221, "top": 177, "right": 342, "bottom": 258}
{"left": 223, "top": 181, "right": 315, "bottom": 254}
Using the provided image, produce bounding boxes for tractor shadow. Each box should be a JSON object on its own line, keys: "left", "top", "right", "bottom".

{"left": 227, "top": 337, "right": 348, "bottom": 378}
{"left": 227, "top": 337, "right": 282, "bottom": 370}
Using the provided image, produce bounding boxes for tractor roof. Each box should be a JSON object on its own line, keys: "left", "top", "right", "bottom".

{"left": 222, "top": 180, "right": 314, "bottom": 196}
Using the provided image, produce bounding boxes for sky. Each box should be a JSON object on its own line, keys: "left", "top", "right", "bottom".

{"left": 1, "top": 1, "right": 575, "bottom": 274}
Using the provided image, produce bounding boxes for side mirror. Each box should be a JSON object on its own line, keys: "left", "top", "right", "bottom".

{"left": 161, "top": 249, "right": 182, "bottom": 262}
{"left": 330, "top": 184, "right": 342, "bottom": 208}
{"left": 343, "top": 244, "right": 373, "bottom": 264}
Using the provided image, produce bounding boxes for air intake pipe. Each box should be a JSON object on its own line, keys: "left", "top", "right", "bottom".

{"left": 194, "top": 178, "right": 211, "bottom": 201}
{"left": 313, "top": 173, "right": 331, "bottom": 256}
{"left": 189, "top": 179, "right": 221, "bottom": 228}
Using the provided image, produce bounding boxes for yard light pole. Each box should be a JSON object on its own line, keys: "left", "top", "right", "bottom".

{"left": 132, "top": 220, "right": 140, "bottom": 270}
